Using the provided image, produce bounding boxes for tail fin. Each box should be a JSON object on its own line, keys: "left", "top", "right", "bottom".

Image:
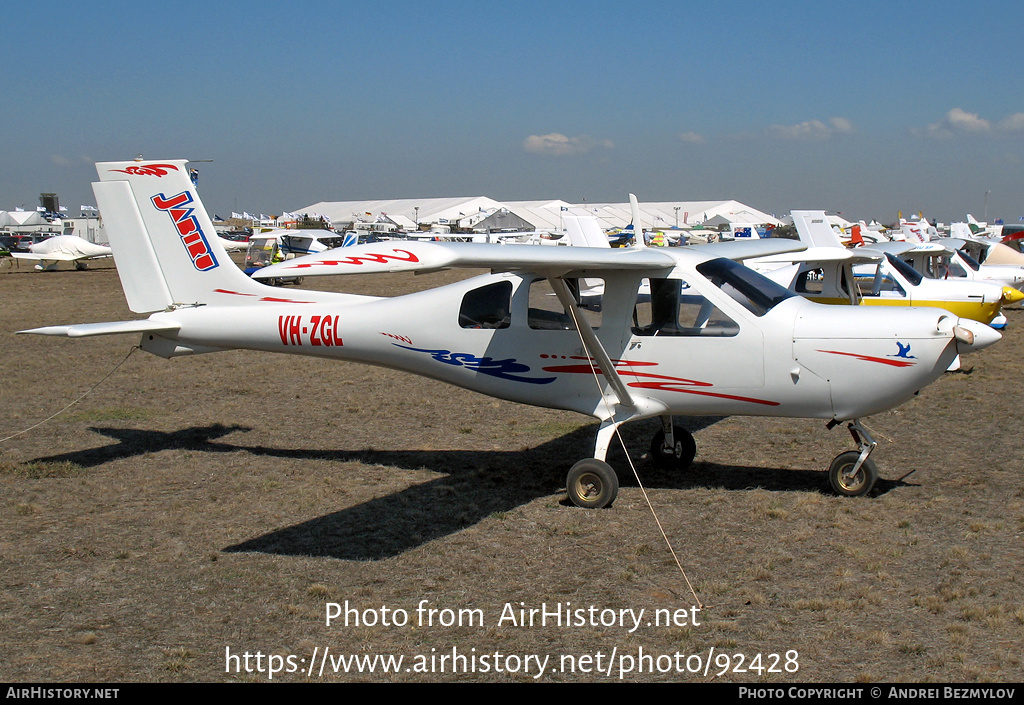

{"left": 949, "top": 222, "right": 972, "bottom": 239}
{"left": 790, "top": 210, "right": 843, "bottom": 248}
{"left": 94, "top": 159, "right": 269, "bottom": 313}
{"left": 900, "top": 218, "right": 928, "bottom": 244}
{"left": 966, "top": 214, "right": 985, "bottom": 235}
{"left": 563, "top": 215, "right": 610, "bottom": 248}
{"left": 849, "top": 223, "right": 864, "bottom": 247}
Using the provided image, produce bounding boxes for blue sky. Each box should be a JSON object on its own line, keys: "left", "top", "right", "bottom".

{"left": 3, "top": 0, "right": 1023, "bottom": 223}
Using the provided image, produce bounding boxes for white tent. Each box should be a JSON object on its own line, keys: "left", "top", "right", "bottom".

{"left": 293, "top": 196, "right": 780, "bottom": 232}
{"left": 298, "top": 196, "right": 506, "bottom": 230}
{"left": 0, "top": 210, "right": 49, "bottom": 227}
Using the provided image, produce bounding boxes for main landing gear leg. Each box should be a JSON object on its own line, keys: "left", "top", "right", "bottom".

{"left": 826, "top": 419, "right": 879, "bottom": 497}
{"left": 565, "top": 419, "right": 620, "bottom": 509}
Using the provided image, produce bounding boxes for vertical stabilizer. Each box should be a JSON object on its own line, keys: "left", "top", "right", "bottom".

{"left": 949, "top": 222, "right": 972, "bottom": 239}
{"left": 563, "top": 215, "right": 611, "bottom": 248}
{"left": 791, "top": 211, "right": 844, "bottom": 249}
{"left": 94, "top": 159, "right": 269, "bottom": 313}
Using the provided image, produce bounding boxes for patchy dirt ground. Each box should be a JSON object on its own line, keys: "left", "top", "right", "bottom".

{"left": 1, "top": 257, "right": 1022, "bottom": 683}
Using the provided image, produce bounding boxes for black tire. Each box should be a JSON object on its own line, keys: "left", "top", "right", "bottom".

{"left": 649, "top": 425, "right": 696, "bottom": 470}
{"left": 566, "top": 459, "right": 619, "bottom": 509}
{"left": 828, "top": 451, "right": 878, "bottom": 497}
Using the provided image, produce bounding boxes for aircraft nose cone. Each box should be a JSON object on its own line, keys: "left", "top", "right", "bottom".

{"left": 1001, "top": 286, "right": 1024, "bottom": 305}
{"left": 954, "top": 318, "right": 1001, "bottom": 354}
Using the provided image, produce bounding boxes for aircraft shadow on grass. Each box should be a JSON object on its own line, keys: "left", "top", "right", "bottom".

{"left": 30, "top": 418, "right": 912, "bottom": 561}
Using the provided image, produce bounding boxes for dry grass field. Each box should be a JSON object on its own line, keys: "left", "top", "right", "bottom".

{"left": 1, "top": 256, "right": 1022, "bottom": 683}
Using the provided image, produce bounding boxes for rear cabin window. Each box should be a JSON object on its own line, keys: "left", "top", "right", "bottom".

{"left": 795, "top": 268, "right": 825, "bottom": 294}
{"left": 795, "top": 266, "right": 854, "bottom": 299}
{"left": 459, "top": 281, "right": 512, "bottom": 329}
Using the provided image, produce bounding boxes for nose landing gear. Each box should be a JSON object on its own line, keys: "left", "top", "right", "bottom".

{"left": 827, "top": 419, "right": 879, "bottom": 497}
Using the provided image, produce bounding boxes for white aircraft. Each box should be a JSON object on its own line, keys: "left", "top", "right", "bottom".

{"left": 214, "top": 234, "right": 248, "bottom": 253}
{"left": 19, "top": 160, "right": 1001, "bottom": 504}
{"left": 904, "top": 238, "right": 1024, "bottom": 292}
{"left": 755, "top": 211, "right": 1022, "bottom": 326}
{"left": 898, "top": 216, "right": 939, "bottom": 244}
{"left": 10, "top": 235, "right": 113, "bottom": 270}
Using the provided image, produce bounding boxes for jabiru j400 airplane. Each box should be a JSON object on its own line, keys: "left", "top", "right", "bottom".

{"left": 19, "top": 160, "right": 1002, "bottom": 504}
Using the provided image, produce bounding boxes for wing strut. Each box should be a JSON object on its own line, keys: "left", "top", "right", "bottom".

{"left": 548, "top": 277, "right": 635, "bottom": 410}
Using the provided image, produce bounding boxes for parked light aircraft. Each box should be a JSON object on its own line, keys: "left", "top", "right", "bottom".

{"left": 755, "top": 212, "right": 1021, "bottom": 326}
{"left": 10, "top": 235, "right": 112, "bottom": 270}
{"left": 946, "top": 223, "right": 1024, "bottom": 263}
{"left": 902, "top": 238, "right": 1024, "bottom": 293}
{"left": 19, "top": 161, "right": 1001, "bottom": 504}
{"left": 885, "top": 217, "right": 1024, "bottom": 295}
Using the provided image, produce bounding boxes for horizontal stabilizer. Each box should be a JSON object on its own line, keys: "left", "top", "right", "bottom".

{"left": 18, "top": 319, "right": 180, "bottom": 338}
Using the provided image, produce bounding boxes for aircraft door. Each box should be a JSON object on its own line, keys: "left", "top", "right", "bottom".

{"left": 627, "top": 277, "right": 765, "bottom": 390}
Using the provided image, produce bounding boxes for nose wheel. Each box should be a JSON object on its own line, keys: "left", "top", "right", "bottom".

{"left": 828, "top": 451, "right": 879, "bottom": 497}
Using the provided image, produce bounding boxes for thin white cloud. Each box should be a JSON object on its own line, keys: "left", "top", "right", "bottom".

{"left": 678, "top": 131, "right": 705, "bottom": 144}
{"left": 829, "top": 117, "right": 855, "bottom": 134}
{"left": 765, "top": 117, "right": 854, "bottom": 140}
{"left": 915, "top": 108, "right": 1000, "bottom": 139}
{"left": 999, "top": 113, "right": 1024, "bottom": 132}
{"left": 49, "top": 154, "right": 72, "bottom": 166}
{"left": 523, "top": 133, "right": 613, "bottom": 156}
{"left": 947, "top": 108, "right": 990, "bottom": 132}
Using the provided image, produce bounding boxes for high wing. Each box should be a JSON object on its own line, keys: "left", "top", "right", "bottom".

{"left": 683, "top": 238, "right": 806, "bottom": 261}
{"left": 253, "top": 241, "right": 677, "bottom": 278}
{"left": 860, "top": 241, "right": 945, "bottom": 257}
{"left": 252, "top": 238, "right": 806, "bottom": 279}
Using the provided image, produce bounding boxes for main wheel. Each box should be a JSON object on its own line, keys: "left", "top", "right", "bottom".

{"left": 828, "top": 451, "right": 878, "bottom": 497}
{"left": 649, "top": 425, "right": 696, "bottom": 470}
{"left": 566, "top": 459, "right": 619, "bottom": 509}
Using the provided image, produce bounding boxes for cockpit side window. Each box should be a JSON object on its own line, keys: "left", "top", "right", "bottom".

{"left": 632, "top": 278, "right": 739, "bottom": 337}
{"left": 459, "top": 280, "right": 512, "bottom": 329}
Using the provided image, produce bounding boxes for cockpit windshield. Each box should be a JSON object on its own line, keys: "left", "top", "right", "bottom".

{"left": 884, "top": 253, "right": 923, "bottom": 286}
{"left": 957, "top": 249, "right": 981, "bottom": 272}
{"left": 695, "top": 257, "right": 796, "bottom": 316}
